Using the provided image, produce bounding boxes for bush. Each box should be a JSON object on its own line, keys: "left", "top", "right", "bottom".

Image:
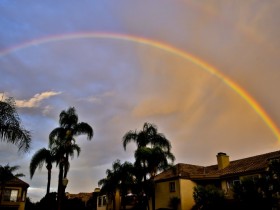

{"left": 192, "top": 185, "right": 225, "bottom": 210}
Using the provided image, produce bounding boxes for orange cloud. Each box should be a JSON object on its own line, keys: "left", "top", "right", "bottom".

{"left": 15, "top": 91, "right": 62, "bottom": 108}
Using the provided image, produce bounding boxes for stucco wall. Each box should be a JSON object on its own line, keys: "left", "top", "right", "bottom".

{"left": 155, "top": 179, "right": 196, "bottom": 210}
{"left": 155, "top": 180, "right": 180, "bottom": 209}
{"left": 179, "top": 179, "right": 196, "bottom": 210}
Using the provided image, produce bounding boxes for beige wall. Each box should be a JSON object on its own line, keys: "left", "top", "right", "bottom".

{"left": 155, "top": 180, "right": 180, "bottom": 209}
{"left": 155, "top": 179, "right": 197, "bottom": 210}
{"left": 179, "top": 179, "right": 196, "bottom": 210}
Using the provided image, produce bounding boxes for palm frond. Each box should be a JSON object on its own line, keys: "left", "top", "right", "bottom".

{"left": 75, "top": 122, "right": 93, "bottom": 139}
{"left": 30, "top": 148, "right": 52, "bottom": 179}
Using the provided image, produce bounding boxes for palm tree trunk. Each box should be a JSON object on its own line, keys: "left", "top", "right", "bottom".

{"left": 143, "top": 164, "right": 150, "bottom": 210}
{"left": 63, "top": 153, "right": 69, "bottom": 178}
{"left": 57, "top": 161, "right": 64, "bottom": 210}
{"left": 46, "top": 164, "right": 52, "bottom": 195}
{"left": 152, "top": 185, "right": 155, "bottom": 210}
{"left": 47, "top": 169, "right": 51, "bottom": 195}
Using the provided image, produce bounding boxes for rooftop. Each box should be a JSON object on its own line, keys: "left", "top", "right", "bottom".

{"left": 0, "top": 177, "right": 29, "bottom": 188}
{"left": 154, "top": 150, "right": 280, "bottom": 182}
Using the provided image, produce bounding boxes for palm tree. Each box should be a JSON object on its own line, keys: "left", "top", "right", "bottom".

{"left": 0, "top": 164, "right": 24, "bottom": 205}
{"left": 30, "top": 148, "right": 57, "bottom": 195}
{"left": 98, "top": 160, "right": 135, "bottom": 210}
{"left": 134, "top": 146, "right": 175, "bottom": 179}
{"left": 123, "top": 122, "right": 171, "bottom": 151}
{"left": 50, "top": 135, "right": 81, "bottom": 194}
{"left": 0, "top": 97, "right": 31, "bottom": 152}
{"left": 123, "top": 122, "right": 174, "bottom": 180}
{"left": 98, "top": 169, "right": 119, "bottom": 210}
{"left": 49, "top": 107, "right": 93, "bottom": 210}
{"left": 49, "top": 107, "right": 93, "bottom": 178}
{"left": 123, "top": 122, "right": 175, "bottom": 210}
{"left": 135, "top": 146, "right": 175, "bottom": 210}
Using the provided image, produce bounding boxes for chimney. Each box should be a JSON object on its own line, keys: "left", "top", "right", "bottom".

{"left": 217, "top": 152, "right": 229, "bottom": 170}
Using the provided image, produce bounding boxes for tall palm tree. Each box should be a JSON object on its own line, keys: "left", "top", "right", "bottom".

{"left": 30, "top": 148, "right": 57, "bottom": 195}
{"left": 135, "top": 146, "right": 175, "bottom": 210}
{"left": 49, "top": 107, "right": 93, "bottom": 210}
{"left": 0, "top": 97, "right": 31, "bottom": 152}
{"left": 123, "top": 122, "right": 173, "bottom": 180}
{"left": 123, "top": 122, "right": 175, "bottom": 210}
{"left": 49, "top": 107, "right": 93, "bottom": 178}
{"left": 98, "top": 160, "right": 135, "bottom": 210}
{"left": 0, "top": 164, "right": 24, "bottom": 205}
{"left": 50, "top": 135, "right": 81, "bottom": 194}
{"left": 123, "top": 123, "right": 171, "bottom": 150}
{"left": 98, "top": 168, "right": 119, "bottom": 210}
{"left": 134, "top": 146, "right": 175, "bottom": 179}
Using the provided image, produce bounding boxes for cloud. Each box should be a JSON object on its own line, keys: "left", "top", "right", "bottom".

{"left": 15, "top": 91, "right": 62, "bottom": 108}
{"left": 82, "top": 91, "right": 115, "bottom": 104}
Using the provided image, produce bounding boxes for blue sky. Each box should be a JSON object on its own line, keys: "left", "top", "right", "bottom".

{"left": 1, "top": 0, "right": 280, "bottom": 202}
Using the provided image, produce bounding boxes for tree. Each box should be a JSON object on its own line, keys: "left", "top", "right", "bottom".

{"left": 98, "top": 160, "right": 135, "bottom": 210}
{"left": 49, "top": 107, "right": 93, "bottom": 210}
{"left": 0, "top": 97, "right": 31, "bottom": 152}
{"left": 123, "top": 123, "right": 173, "bottom": 180}
{"left": 30, "top": 148, "right": 57, "bottom": 195}
{"left": 123, "top": 122, "right": 175, "bottom": 210}
{"left": 232, "top": 160, "right": 280, "bottom": 209}
{"left": 123, "top": 123, "right": 171, "bottom": 152}
{"left": 192, "top": 185, "right": 225, "bottom": 210}
{"left": 0, "top": 164, "right": 24, "bottom": 205}
{"left": 49, "top": 107, "right": 93, "bottom": 178}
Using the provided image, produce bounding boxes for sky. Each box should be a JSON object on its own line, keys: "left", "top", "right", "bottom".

{"left": 1, "top": 0, "right": 280, "bottom": 202}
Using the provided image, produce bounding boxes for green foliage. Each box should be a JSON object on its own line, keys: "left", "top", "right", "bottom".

{"left": 49, "top": 107, "right": 93, "bottom": 178}
{"left": 123, "top": 122, "right": 175, "bottom": 210}
{"left": 64, "top": 197, "right": 87, "bottom": 210}
{"left": 233, "top": 178, "right": 261, "bottom": 202}
{"left": 192, "top": 185, "right": 225, "bottom": 210}
{"left": 231, "top": 160, "right": 280, "bottom": 209}
{"left": 37, "top": 193, "right": 57, "bottom": 210}
{"left": 0, "top": 96, "right": 31, "bottom": 152}
{"left": 48, "top": 107, "right": 93, "bottom": 210}
{"left": 25, "top": 197, "right": 38, "bottom": 210}
{"left": 98, "top": 159, "right": 135, "bottom": 210}
{"left": 0, "top": 164, "right": 24, "bottom": 185}
{"left": 30, "top": 147, "right": 58, "bottom": 195}
{"left": 25, "top": 193, "right": 92, "bottom": 210}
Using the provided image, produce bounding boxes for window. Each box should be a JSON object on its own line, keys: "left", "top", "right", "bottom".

{"left": 98, "top": 195, "right": 107, "bottom": 207}
{"left": 169, "top": 182, "right": 176, "bottom": 192}
{"left": 102, "top": 196, "right": 107, "bottom": 205}
{"left": 22, "top": 191, "right": 26, "bottom": 201}
{"left": 98, "top": 196, "right": 102, "bottom": 207}
{"left": 3, "top": 189, "right": 19, "bottom": 202}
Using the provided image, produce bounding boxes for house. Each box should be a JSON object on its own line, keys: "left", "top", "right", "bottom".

{"left": 153, "top": 150, "right": 280, "bottom": 210}
{"left": 0, "top": 177, "right": 29, "bottom": 210}
{"left": 65, "top": 192, "right": 93, "bottom": 206}
{"left": 96, "top": 188, "right": 121, "bottom": 210}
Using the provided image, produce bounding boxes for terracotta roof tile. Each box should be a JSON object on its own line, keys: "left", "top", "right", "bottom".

{"left": 154, "top": 150, "right": 280, "bottom": 182}
{"left": 0, "top": 177, "right": 29, "bottom": 187}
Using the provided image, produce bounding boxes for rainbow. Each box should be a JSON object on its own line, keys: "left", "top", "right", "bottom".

{"left": 1, "top": 32, "right": 279, "bottom": 140}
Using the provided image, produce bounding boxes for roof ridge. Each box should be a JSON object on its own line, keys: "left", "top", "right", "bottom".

{"left": 228, "top": 150, "right": 280, "bottom": 164}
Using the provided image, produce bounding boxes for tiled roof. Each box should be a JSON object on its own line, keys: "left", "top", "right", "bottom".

{"left": 154, "top": 150, "right": 280, "bottom": 182}
{"left": 0, "top": 177, "right": 29, "bottom": 187}
{"left": 66, "top": 192, "right": 93, "bottom": 202}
